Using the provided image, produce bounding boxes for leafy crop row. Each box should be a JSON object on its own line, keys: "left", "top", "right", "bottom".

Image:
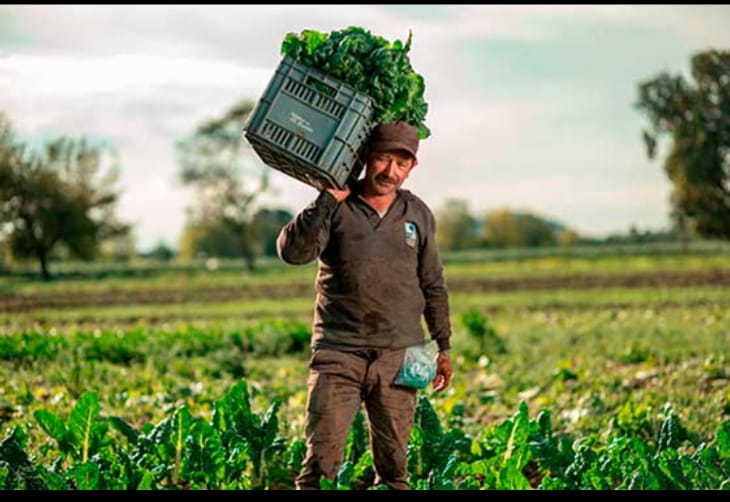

{"left": 2, "top": 382, "right": 727, "bottom": 490}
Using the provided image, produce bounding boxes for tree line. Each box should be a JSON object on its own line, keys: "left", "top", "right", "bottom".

{"left": 1, "top": 49, "right": 728, "bottom": 280}
{"left": 0, "top": 100, "right": 291, "bottom": 280}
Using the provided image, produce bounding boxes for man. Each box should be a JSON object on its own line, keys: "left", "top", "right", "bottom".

{"left": 276, "top": 120, "right": 453, "bottom": 490}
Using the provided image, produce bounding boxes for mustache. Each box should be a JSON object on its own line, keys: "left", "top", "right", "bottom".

{"left": 375, "top": 173, "right": 399, "bottom": 184}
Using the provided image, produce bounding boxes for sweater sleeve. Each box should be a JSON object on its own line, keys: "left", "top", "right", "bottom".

{"left": 418, "top": 207, "right": 452, "bottom": 352}
{"left": 276, "top": 190, "right": 338, "bottom": 265}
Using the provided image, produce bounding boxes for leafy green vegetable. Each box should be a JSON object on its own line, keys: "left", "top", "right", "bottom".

{"left": 344, "top": 409, "right": 368, "bottom": 465}
{"left": 717, "top": 420, "right": 729, "bottom": 459}
{"left": 67, "top": 392, "right": 102, "bottom": 463}
{"left": 280, "top": 26, "right": 431, "bottom": 139}
{"left": 11, "top": 380, "right": 730, "bottom": 489}
{"left": 181, "top": 420, "right": 226, "bottom": 487}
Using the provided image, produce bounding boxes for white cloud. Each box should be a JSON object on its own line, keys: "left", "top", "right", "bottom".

{"left": 0, "top": 52, "right": 276, "bottom": 249}
{"left": 2, "top": 53, "right": 272, "bottom": 97}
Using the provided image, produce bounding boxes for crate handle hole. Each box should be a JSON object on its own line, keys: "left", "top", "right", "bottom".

{"left": 306, "top": 76, "right": 337, "bottom": 98}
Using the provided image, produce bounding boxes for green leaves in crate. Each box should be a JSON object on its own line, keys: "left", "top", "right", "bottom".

{"left": 281, "top": 26, "right": 431, "bottom": 139}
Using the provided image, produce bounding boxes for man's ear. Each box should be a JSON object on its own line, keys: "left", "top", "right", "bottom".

{"left": 360, "top": 146, "right": 370, "bottom": 165}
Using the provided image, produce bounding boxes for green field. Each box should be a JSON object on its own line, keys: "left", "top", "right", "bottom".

{"left": 1, "top": 244, "right": 728, "bottom": 489}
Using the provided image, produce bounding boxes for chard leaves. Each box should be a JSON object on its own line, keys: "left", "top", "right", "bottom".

{"left": 281, "top": 26, "right": 431, "bottom": 139}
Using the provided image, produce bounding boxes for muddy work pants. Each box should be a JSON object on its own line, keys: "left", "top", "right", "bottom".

{"left": 295, "top": 348, "right": 418, "bottom": 490}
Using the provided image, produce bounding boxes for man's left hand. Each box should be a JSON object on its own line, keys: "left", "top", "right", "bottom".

{"left": 432, "top": 352, "right": 453, "bottom": 392}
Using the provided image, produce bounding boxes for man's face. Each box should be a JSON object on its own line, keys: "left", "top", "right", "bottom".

{"left": 363, "top": 149, "right": 417, "bottom": 196}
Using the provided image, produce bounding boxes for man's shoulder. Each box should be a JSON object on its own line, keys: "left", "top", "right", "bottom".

{"left": 399, "top": 189, "right": 435, "bottom": 216}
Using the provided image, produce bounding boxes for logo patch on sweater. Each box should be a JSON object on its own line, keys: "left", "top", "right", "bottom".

{"left": 404, "top": 221, "right": 418, "bottom": 248}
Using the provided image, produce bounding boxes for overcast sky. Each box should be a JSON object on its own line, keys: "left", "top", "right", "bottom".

{"left": 2, "top": 5, "right": 728, "bottom": 251}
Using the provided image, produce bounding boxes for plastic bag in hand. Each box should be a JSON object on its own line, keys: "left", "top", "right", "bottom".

{"left": 394, "top": 341, "right": 438, "bottom": 389}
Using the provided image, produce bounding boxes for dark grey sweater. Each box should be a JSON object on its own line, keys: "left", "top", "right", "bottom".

{"left": 276, "top": 185, "right": 452, "bottom": 353}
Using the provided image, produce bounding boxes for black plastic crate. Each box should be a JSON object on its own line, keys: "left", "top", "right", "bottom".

{"left": 242, "top": 55, "right": 375, "bottom": 191}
